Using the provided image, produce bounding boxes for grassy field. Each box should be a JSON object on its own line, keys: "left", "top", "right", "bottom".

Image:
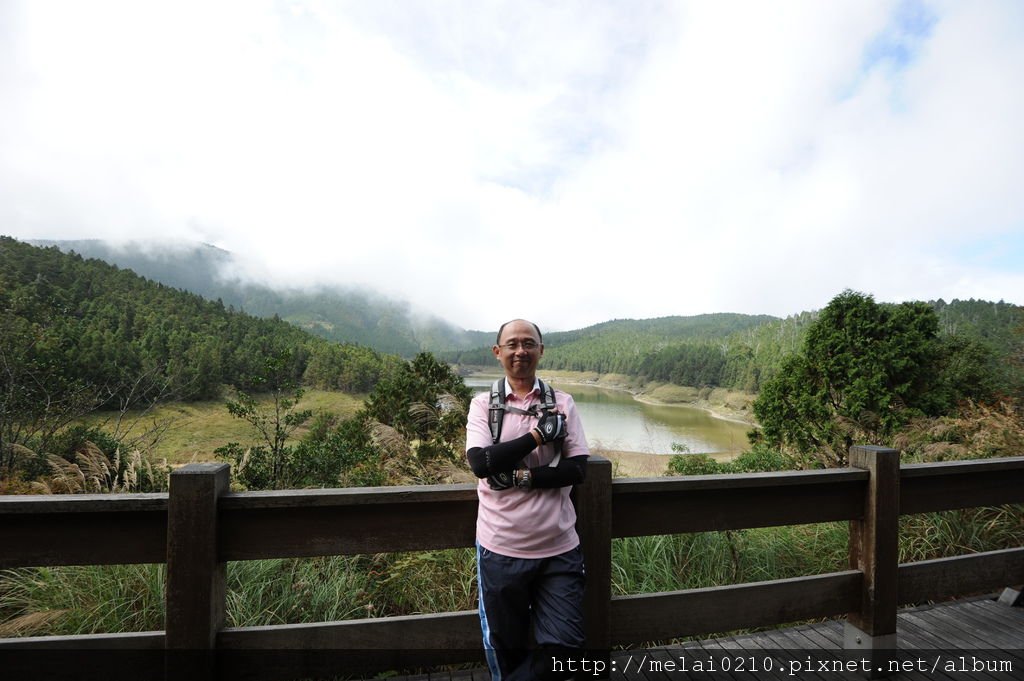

{"left": 83, "top": 390, "right": 366, "bottom": 465}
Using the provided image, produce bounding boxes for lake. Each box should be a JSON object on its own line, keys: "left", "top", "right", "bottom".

{"left": 464, "top": 376, "right": 752, "bottom": 456}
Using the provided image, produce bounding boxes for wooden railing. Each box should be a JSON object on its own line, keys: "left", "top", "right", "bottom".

{"left": 2, "top": 447, "right": 1023, "bottom": 680}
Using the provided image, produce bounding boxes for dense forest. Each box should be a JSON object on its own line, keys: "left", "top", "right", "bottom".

{"left": 35, "top": 239, "right": 1022, "bottom": 403}
{"left": 0, "top": 237, "right": 399, "bottom": 456}
{"left": 31, "top": 239, "right": 491, "bottom": 355}
{"left": 447, "top": 301, "right": 1023, "bottom": 398}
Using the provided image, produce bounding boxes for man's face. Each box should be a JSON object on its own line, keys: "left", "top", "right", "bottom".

{"left": 493, "top": 320, "right": 544, "bottom": 380}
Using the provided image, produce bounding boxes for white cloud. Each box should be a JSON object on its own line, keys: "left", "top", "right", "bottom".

{"left": 2, "top": 0, "right": 1022, "bottom": 332}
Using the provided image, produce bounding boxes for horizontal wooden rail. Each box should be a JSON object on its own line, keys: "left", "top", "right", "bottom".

{"left": 0, "top": 494, "right": 168, "bottom": 568}
{"left": 4, "top": 457, "right": 1023, "bottom": 570}
{"left": 898, "top": 547, "right": 1024, "bottom": 605}
{"left": 219, "top": 485, "right": 479, "bottom": 560}
{"left": 217, "top": 611, "right": 482, "bottom": 678}
{"left": 900, "top": 456, "right": 1024, "bottom": 514}
{"left": 611, "top": 468, "right": 869, "bottom": 536}
{"left": 2, "top": 451, "right": 1023, "bottom": 681}
{"left": 609, "top": 570, "right": 863, "bottom": 644}
{"left": 0, "top": 632, "right": 166, "bottom": 681}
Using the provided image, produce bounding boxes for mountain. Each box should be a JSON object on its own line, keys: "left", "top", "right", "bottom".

{"left": 30, "top": 239, "right": 488, "bottom": 356}
{"left": 22, "top": 239, "right": 1022, "bottom": 397}
{"left": 0, "top": 237, "right": 397, "bottom": 410}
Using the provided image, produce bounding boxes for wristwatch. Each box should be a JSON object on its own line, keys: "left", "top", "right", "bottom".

{"left": 514, "top": 468, "right": 532, "bottom": 489}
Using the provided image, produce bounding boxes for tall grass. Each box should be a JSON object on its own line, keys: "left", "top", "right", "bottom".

{"left": 900, "top": 505, "right": 1024, "bottom": 563}
{"left": 0, "top": 564, "right": 165, "bottom": 636}
{"left": 612, "top": 523, "right": 849, "bottom": 596}
{"left": 0, "top": 549, "right": 479, "bottom": 637}
{"left": 224, "top": 549, "right": 477, "bottom": 627}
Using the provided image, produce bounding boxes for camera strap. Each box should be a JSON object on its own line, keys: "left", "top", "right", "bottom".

{"left": 488, "top": 379, "right": 561, "bottom": 466}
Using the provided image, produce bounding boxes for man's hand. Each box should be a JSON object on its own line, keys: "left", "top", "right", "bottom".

{"left": 535, "top": 411, "right": 567, "bottom": 444}
{"left": 486, "top": 470, "right": 515, "bottom": 490}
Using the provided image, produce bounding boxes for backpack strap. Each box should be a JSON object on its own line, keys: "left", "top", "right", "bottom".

{"left": 488, "top": 378, "right": 563, "bottom": 465}
{"left": 488, "top": 378, "right": 506, "bottom": 445}
{"left": 538, "top": 379, "right": 563, "bottom": 467}
{"left": 537, "top": 379, "right": 557, "bottom": 413}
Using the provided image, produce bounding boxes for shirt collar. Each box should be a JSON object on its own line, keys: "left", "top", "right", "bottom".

{"left": 505, "top": 377, "right": 540, "bottom": 400}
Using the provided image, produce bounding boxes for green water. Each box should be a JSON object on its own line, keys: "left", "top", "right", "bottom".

{"left": 465, "top": 376, "right": 752, "bottom": 455}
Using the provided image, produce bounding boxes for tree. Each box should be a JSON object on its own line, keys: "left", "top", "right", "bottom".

{"left": 753, "top": 290, "right": 945, "bottom": 467}
{"left": 218, "top": 350, "right": 313, "bottom": 489}
{"left": 0, "top": 310, "right": 104, "bottom": 477}
{"left": 363, "top": 352, "right": 471, "bottom": 453}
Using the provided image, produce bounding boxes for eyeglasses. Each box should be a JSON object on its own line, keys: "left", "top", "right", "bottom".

{"left": 499, "top": 340, "right": 539, "bottom": 351}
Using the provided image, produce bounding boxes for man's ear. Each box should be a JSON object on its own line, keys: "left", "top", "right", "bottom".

{"left": 492, "top": 345, "right": 501, "bottom": 360}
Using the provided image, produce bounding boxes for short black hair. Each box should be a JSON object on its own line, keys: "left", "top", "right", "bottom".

{"left": 496, "top": 319, "right": 543, "bottom": 345}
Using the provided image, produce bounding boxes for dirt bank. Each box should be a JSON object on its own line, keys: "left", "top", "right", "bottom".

{"left": 592, "top": 448, "right": 736, "bottom": 478}
{"left": 533, "top": 370, "right": 760, "bottom": 426}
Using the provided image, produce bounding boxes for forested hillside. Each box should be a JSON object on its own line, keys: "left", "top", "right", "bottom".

{"left": 448, "top": 300, "right": 1023, "bottom": 398}
{"left": 31, "top": 239, "right": 490, "bottom": 356}
{"left": 0, "top": 237, "right": 397, "bottom": 452}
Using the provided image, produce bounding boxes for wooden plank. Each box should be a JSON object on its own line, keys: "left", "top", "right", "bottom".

{"left": 901, "top": 609, "right": 1014, "bottom": 681}
{"left": 900, "top": 457, "right": 1024, "bottom": 479}
{"left": 219, "top": 484, "right": 478, "bottom": 509}
{"left": 219, "top": 610, "right": 481, "bottom": 649}
{"left": 898, "top": 610, "right": 969, "bottom": 650}
{"left": 217, "top": 610, "right": 483, "bottom": 680}
{"left": 729, "top": 632, "right": 794, "bottom": 681}
{"left": 968, "top": 597, "right": 1024, "bottom": 628}
{"left": 0, "top": 509, "right": 167, "bottom": 568}
{"left": 897, "top": 549, "right": 1024, "bottom": 604}
{"left": 0, "top": 632, "right": 165, "bottom": 681}
{"left": 925, "top": 604, "right": 1024, "bottom": 654}
{"left": 700, "top": 638, "right": 772, "bottom": 681}
{"left": 951, "top": 601, "right": 1024, "bottom": 653}
{"left": 714, "top": 637, "right": 792, "bottom": 681}
{"left": 576, "top": 456, "right": 612, "bottom": 652}
{"left": 609, "top": 571, "right": 861, "bottom": 644}
{"left": 612, "top": 470, "right": 868, "bottom": 537}
{"left": 0, "top": 631, "right": 164, "bottom": 649}
{"left": 219, "top": 499, "right": 478, "bottom": 560}
{"left": 0, "top": 492, "right": 169, "bottom": 513}
{"left": 165, "top": 463, "right": 230, "bottom": 681}
{"left": 773, "top": 628, "right": 866, "bottom": 681}
{"left": 881, "top": 620, "right": 968, "bottom": 681}
{"left": 847, "top": 446, "right": 899, "bottom": 638}
{"left": 900, "top": 458, "right": 1024, "bottom": 515}
{"left": 959, "top": 602, "right": 1024, "bottom": 670}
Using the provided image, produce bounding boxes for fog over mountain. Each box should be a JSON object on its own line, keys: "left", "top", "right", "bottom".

{"left": 5, "top": 3, "right": 1022, "bottom": 332}
{"left": 31, "top": 239, "right": 492, "bottom": 356}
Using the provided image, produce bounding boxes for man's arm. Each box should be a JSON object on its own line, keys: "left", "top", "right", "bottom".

{"left": 522, "top": 391, "right": 590, "bottom": 488}
{"left": 525, "top": 455, "right": 587, "bottom": 488}
{"left": 466, "top": 432, "right": 539, "bottom": 478}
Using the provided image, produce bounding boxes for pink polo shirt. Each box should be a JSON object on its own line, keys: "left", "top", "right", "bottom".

{"left": 465, "top": 379, "right": 590, "bottom": 559}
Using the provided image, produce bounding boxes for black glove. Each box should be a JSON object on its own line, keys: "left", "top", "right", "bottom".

{"left": 535, "top": 411, "right": 567, "bottom": 444}
{"left": 486, "top": 470, "right": 515, "bottom": 490}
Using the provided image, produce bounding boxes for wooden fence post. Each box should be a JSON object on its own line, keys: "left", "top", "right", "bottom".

{"left": 166, "top": 463, "right": 230, "bottom": 681}
{"left": 575, "top": 455, "right": 612, "bottom": 677}
{"left": 845, "top": 446, "right": 899, "bottom": 677}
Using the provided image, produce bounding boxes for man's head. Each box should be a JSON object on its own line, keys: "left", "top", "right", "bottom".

{"left": 493, "top": 319, "right": 544, "bottom": 381}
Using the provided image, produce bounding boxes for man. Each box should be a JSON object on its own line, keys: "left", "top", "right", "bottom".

{"left": 465, "top": 319, "right": 590, "bottom": 681}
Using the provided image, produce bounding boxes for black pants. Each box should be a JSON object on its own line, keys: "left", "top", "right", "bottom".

{"left": 476, "top": 543, "right": 586, "bottom": 681}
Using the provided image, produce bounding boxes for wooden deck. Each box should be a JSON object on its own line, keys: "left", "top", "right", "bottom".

{"left": 369, "top": 598, "right": 1023, "bottom": 680}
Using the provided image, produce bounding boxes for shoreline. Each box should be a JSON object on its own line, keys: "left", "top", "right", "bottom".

{"left": 462, "top": 368, "right": 752, "bottom": 478}
{"left": 466, "top": 368, "right": 759, "bottom": 427}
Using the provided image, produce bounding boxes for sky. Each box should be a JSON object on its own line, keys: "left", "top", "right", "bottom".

{"left": 2, "top": 0, "right": 1023, "bottom": 333}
